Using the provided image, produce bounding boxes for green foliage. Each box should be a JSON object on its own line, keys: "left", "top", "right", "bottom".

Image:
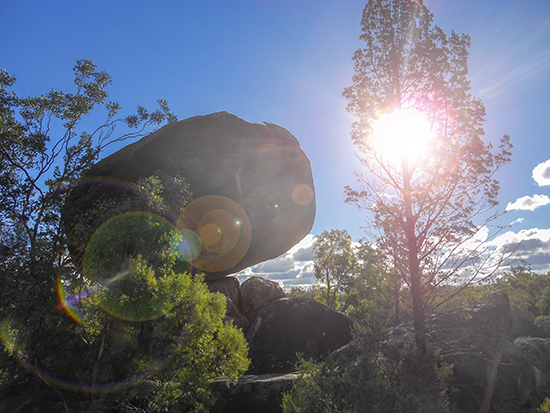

{"left": 310, "top": 230, "right": 395, "bottom": 327}
{"left": 539, "top": 397, "right": 550, "bottom": 413}
{"left": 0, "top": 61, "right": 249, "bottom": 411}
{"left": 313, "top": 229, "right": 358, "bottom": 310}
{"left": 282, "top": 327, "right": 453, "bottom": 413}
{"left": 112, "top": 269, "right": 250, "bottom": 412}
{"left": 287, "top": 286, "right": 317, "bottom": 300}
{"left": 343, "top": 241, "right": 394, "bottom": 327}
{"left": 492, "top": 266, "right": 550, "bottom": 337}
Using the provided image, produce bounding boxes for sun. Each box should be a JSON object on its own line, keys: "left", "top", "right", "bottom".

{"left": 371, "top": 108, "right": 433, "bottom": 163}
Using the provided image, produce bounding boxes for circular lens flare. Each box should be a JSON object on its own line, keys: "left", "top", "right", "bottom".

{"left": 177, "top": 195, "right": 251, "bottom": 272}
{"left": 170, "top": 228, "right": 202, "bottom": 263}
{"left": 292, "top": 184, "right": 314, "bottom": 206}
{"left": 82, "top": 212, "right": 180, "bottom": 321}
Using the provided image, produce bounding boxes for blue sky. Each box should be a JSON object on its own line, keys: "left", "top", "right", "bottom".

{"left": 3, "top": 0, "right": 550, "bottom": 289}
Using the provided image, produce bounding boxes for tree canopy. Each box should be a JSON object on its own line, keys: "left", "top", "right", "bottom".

{"left": 0, "top": 60, "right": 249, "bottom": 411}
{"left": 343, "top": 0, "right": 512, "bottom": 350}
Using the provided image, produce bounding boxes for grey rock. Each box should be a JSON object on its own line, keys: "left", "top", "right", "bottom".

{"left": 245, "top": 297, "right": 354, "bottom": 374}
{"left": 211, "top": 373, "right": 298, "bottom": 413}
{"left": 418, "top": 291, "right": 543, "bottom": 412}
{"left": 208, "top": 276, "right": 245, "bottom": 313}
{"left": 63, "top": 112, "right": 316, "bottom": 281}
{"left": 241, "top": 276, "right": 286, "bottom": 315}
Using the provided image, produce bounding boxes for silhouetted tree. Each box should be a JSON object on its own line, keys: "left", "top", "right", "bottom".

{"left": 343, "top": 0, "right": 512, "bottom": 351}
{"left": 0, "top": 61, "right": 250, "bottom": 410}
{"left": 313, "top": 229, "right": 357, "bottom": 310}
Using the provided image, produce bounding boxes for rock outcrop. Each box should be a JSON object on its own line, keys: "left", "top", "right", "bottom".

{"left": 390, "top": 291, "right": 549, "bottom": 412}
{"left": 241, "top": 276, "right": 286, "bottom": 314}
{"left": 210, "top": 276, "right": 354, "bottom": 376}
{"left": 63, "top": 112, "right": 316, "bottom": 281}
{"left": 245, "top": 297, "right": 354, "bottom": 374}
{"left": 210, "top": 373, "right": 298, "bottom": 413}
{"left": 209, "top": 276, "right": 249, "bottom": 329}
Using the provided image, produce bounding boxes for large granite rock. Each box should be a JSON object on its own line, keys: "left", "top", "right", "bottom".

{"left": 208, "top": 276, "right": 249, "bottom": 329}
{"left": 441, "top": 291, "right": 529, "bottom": 413}
{"left": 208, "top": 276, "right": 244, "bottom": 311}
{"left": 63, "top": 112, "right": 315, "bottom": 280}
{"left": 245, "top": 297, "right": 354, "bottom": 374}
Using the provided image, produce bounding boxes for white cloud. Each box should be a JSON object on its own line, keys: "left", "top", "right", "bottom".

{"left": 510, "top": 217, "right": 525, "bottom": 225}
{"left": 506, "top": 194, "right": 550, "bottom": 211}
{"left": 533, "top": 159, "right": 550, "bottom": 186}
{"left": 287, "top": 234, "right": 316, "bottom": 256}
{"left": 489, "top": 228, "right": 550, "bottom": 272}
{"left": 234, "top": 233, "right": 317, "bottom": 291}
{"left": 252, "top": 255, "right": 295, "bottom": 273}
{"left": 292, "top": 245, "right": 314, "bottom": 262}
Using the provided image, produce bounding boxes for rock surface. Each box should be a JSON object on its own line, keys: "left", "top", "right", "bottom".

{"left": 241, "top": 276, "right": 286, "bottom": 315}
{"left": 390, "top": 291, "right": 548, "bottom": 412}
{"left": 245, "top": 297, "right": 354, "bottom": 374}
{"left": 210, "top": 373, "right": 298, "bottom": 413}
{"left": 63, "top": 112, "right": 316, "bottom": 280}
{"left": 208, "top": 276, "right": 244, "bottom": 312}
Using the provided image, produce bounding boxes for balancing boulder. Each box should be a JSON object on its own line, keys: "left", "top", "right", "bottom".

{"left": 63, "top": 112, "right": 316, "bottom": 280}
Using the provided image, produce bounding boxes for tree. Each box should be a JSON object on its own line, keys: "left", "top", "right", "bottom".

{"left": 0, "top": 60, "right": 177, "bottom": 374}
{"left": 282, "top": 327, "right": 453, "bottom": 413}
{"left": 345, "top": 240, "right": 394, "bottom": 326}
{"left": 313, "top": 229, "right": 358, "bottom": 310}
{"left": 343, "top": 0, "right": 512, "bottom": 351}
{"left": 0, "top": 61, "right": 250, "bottom": 410}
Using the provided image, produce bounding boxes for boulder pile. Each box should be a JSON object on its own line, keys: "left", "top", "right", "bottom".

{"left": 210, "top": 276, "right": 353, "bottom": 374}
{"left": 392, "top": 291, "right": 550, "bottom": 412}
{"left": 210, "top": 276, "right": 353, "bottom": 412}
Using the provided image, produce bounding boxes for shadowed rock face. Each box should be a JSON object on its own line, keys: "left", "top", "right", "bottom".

{"left": 245, "top": 297, "right": 354, "bottom": 374}
{"left": 63, "top": 112, "right": 315, "bottom": 280}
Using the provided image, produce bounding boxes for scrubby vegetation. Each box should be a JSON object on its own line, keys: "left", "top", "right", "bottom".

{"left": 283, "top": 326, "right": 453, "bottom": 413}
{"left": 0, "top": 61, "right": 249, "bottom": 411}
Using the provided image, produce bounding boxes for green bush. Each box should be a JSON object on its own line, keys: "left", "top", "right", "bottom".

{"left": 282, "top": 327, "right": 452, "bottom": 413}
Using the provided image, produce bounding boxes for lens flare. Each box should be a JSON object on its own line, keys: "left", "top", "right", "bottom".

{"left": 177, "top": 195, "right": 251, "bottom": 272}
{"left": 170, "top": 228, "right": 202, "bottom": 263}
{"left": 56, "top": 276, "right": 91, "bottom": 326}
{"left": 292, "top": 183, "right": 314, "bottom": 206}
{"left": 82, "top": 212, "right": 180, "bottom": 321}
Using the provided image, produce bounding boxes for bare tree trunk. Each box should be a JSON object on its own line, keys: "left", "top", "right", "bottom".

{"left": 402, "top": 158, "right": 426, "bottom": 353}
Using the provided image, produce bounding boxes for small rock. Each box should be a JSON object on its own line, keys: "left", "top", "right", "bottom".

{"left": 241, "top": 276, "right": 286, "bottom": 315}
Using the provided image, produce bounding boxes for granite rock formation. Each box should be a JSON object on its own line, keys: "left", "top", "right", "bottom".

{"left": 63, "top": 112, "right": 316, "bottom": 281}
{"left": 210, "top": 373, "right": 298, "bottom": 413}
{"left": 241, "top": 276, "right": 286, "bottom": 314}
{"left": 245, "top": 297, "right": 354, "bottom": 374}
{"left": 391, "top": 291, "right": 549, "bottom": 412}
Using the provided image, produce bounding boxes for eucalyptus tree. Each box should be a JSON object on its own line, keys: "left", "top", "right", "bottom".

{"left": 313, "top": 229, "right": 358, "bottom": 310}
{"left": 0, "top": 61, "right": 250, "bottom": 411}
{"left": 0, "top": 60, "right": 177, "bottom": 345}
{"left": 343, "top": 0, "right": 512, "bottom": 350}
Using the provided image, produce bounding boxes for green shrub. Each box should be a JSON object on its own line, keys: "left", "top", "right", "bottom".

{"left": 282, "top": 327, "right": 452, "bottom": 413}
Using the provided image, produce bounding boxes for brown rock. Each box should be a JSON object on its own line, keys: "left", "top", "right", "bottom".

{"left": 208, "top": 276, "right": 244, "bottom": 312}
{"left": 241, "top": 276, "right": 286, "bottom": 315}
